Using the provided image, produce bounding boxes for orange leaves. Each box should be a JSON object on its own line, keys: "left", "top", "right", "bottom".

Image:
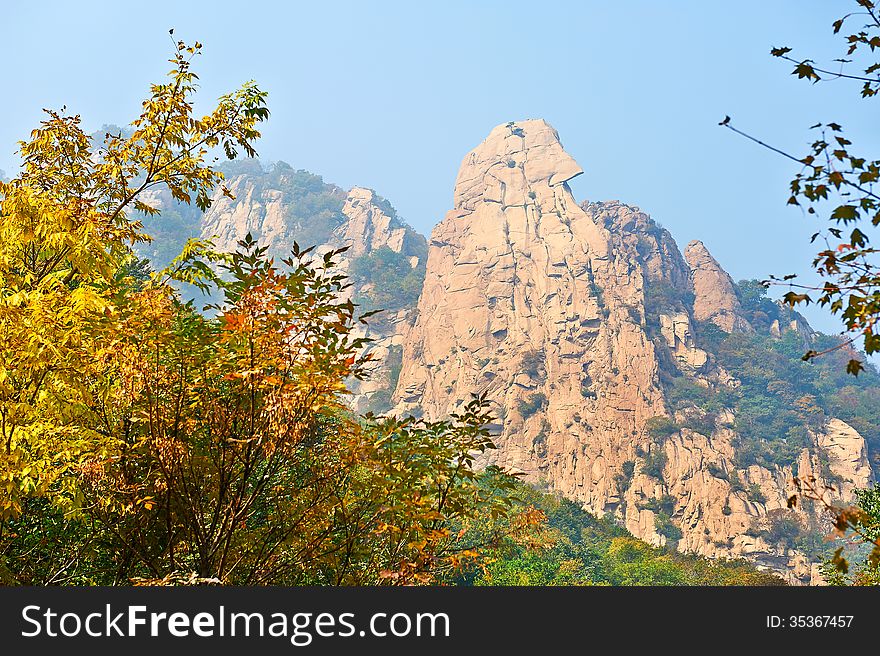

{"left": 831, "top": 506, "right": 872, "bottom": 537}
{"left": 134, "top": 496, "right": 156, "bottom": 511}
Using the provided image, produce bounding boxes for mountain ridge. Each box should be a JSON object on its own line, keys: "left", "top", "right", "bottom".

{"left": 390, "top": 119, "right": 876, "bottom": 584}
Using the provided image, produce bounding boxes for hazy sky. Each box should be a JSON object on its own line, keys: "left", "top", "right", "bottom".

{"left": 2, "top": 1, "right": 876, "bottom": 335}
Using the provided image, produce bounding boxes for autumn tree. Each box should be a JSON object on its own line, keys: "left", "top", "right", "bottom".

{"left": 0, "top": 39, "right": 522, "bottom": 585}
{"left": 722, "top": 1, "right": 880, "bottom": 583}
{"left": 0, "top": 37, "right": 262, "bottom": 582}
{"left": 790, "top": 477, "right": 879, "bottom": 584}
{"left": 0, "top": 36, "right": 268, "bottom": 533}
{"left": 722, "top": 0, "right": 880, "bottom": 374}
{"left": 60, "top": 235, "right": 517, "bottom": 585}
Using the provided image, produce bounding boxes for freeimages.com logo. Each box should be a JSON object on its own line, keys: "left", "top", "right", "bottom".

{"left": 21, "top": 604, "right": 451, "bottom": 646}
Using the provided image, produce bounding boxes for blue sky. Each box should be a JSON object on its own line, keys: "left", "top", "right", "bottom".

{"left": 2, "top": 1, "right": 876, "bottom": 335}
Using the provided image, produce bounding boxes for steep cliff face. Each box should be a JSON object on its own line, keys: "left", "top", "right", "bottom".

{"left": 393, "top": 119, "right": 875, "bottom": 583}
{"left": 336, "top": 187, "right": 413, "bottom": 259}
{"left": 141, "top": 126, "right": 876, "bottom": 583}
{"left": 395, "top": 120, "right": 666, "bottom": 517}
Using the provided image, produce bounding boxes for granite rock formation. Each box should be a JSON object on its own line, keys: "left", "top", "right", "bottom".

{"left": 391, "top": 119, "right": 874, "bottom": 584}
{"left": 685, "top": 240, "right": 752, "bottom": 333}
{"left": 161, "top": 124, "right": 875, "bottom": 584}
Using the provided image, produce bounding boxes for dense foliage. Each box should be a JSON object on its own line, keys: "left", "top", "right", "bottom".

{"left": 349, "top": 245, "right": 427, "bottom": 313}
{"left": 464, "top": 482, "right": 784, "bottom": 586}
{"left": 0, "top": 37, "right": 269, "bottom": 524}
{"left": 799, "top": 482, "right": 880, "bottom": 586}
{"left": 0, "top": 43, "right": 520, "bottom": 586}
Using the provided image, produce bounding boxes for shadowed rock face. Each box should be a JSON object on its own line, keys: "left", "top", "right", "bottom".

{"left": 391, "top": 119, "right": 874, "bottom": 584}
{"left": 685, "top": 240, "right": 752, "bottom": 333}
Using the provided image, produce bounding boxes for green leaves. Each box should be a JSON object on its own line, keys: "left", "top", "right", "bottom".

{"left": 160, "top": 237, "right": 223, "bottom": 293}
{"left": 0, "top": 38, "right": 270, "bottom": 564}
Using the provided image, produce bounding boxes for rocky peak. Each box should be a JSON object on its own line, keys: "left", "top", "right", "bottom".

{"left": 198, "top": 171, "right": 424, "bottom": 266}
{"left": 453, "top": 119, "right": 584, "bottom": 213}
{"left": 192, "top": 165, "right": 427, "bottom": 416}
{"left": 394, "top": 118, "right": 666, "bottom": 501}
{"left": 199, "top": 172, "right": 298, "bottom": 257}
{"left": 684, "top": 240, "right": 752, "bottom": 333}
{"left": 336, "top": 187, "right": 412, "bottom": 260}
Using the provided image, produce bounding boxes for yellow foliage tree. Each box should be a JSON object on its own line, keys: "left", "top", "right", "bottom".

{"left": 0, "top": 37, "right": 268, "bottom": 521}
{"left": 74, "top": 236, "right": 519, "bottom": 584}
{"left": 0, "top": 40, "right": 521, "bottom": 586}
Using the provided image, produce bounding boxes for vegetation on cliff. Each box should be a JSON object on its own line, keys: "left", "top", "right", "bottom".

{"left": 464, "top": 482, "right": 784, "bottom": 586}
{"left": 689, "top": 280, "right": 880, "bottom": 469}
{"left": 349, "top": 245, "right": 426, "bottom": 313}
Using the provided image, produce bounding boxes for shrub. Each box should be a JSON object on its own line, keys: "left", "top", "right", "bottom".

{"left": 521, "top": 350, "right": 545, "bottom": 379}
{"left": 746, "top": 483, "right": 767, "bottom": 504}
{"left": 654, "top": 512, "right": 683, "bottom": 543}
{"left": 707, "top": 462, "right": 728, "bottom": 480}
{"left": 762, "top": 510, "right": 805, "bottom": 548}
{"left": 638, "top": 494, "right": 676, "bottom": 515}
{"left": 614, "top": 461, "right": 636, "bottom": 495}
{"left": 641, "top": 448, "right": 667, "bottom": 479}
{"left": 682, "top": 412, "right": 717, "bottom": 436}
{"left": 645, "top": 416, "right": 680, "bottom": 440}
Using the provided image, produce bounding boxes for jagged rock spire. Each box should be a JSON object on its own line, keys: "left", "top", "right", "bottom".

{"left": 684, "top": 240, "right": 752, "bottom": 333}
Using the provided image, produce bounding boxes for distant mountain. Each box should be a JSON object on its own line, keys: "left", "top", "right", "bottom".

{"left": 135, "top": 159, "right": 426, "bottom": 414}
